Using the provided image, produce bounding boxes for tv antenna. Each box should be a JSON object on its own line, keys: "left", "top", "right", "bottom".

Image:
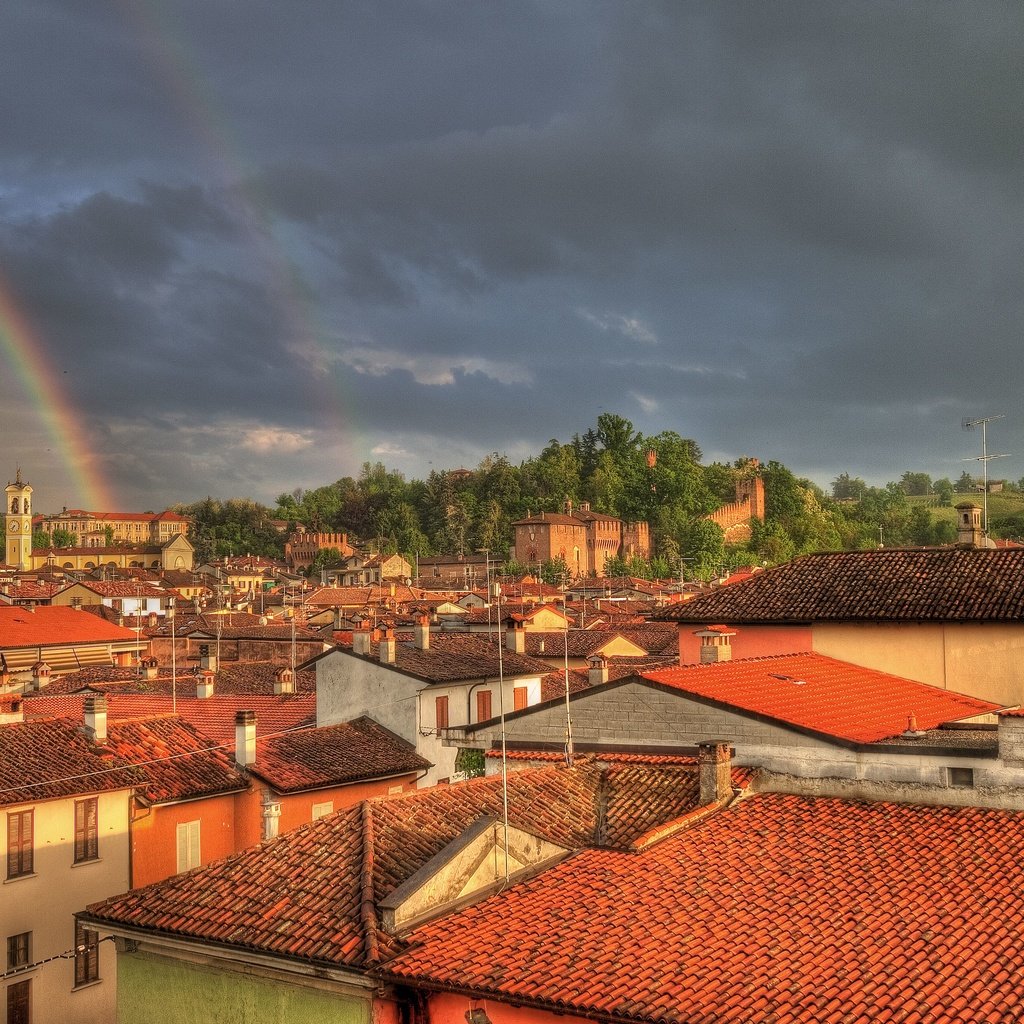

{"left": 962, "top": 414, "right": 1010, "bottom": 539}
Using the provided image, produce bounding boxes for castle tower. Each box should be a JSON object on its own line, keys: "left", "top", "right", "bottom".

{"left": 5, "top": 468, "right": 33, "bottom": 570}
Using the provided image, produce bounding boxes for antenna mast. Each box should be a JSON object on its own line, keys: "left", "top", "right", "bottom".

{"left": 962, "top": 414, "right": 1010, "bottom": 540}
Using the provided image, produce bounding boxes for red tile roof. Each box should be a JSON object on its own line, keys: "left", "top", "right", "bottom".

{"left": 655, "top": 548, "right": 1024, "bottom": 623}
{"left": 381, "top": 793, "right": 1024, "bottom": 1024}
{"left": 0, "top": 605, "right": 140, "bottom": 647}
{"left": 23, "top": 692, "right": 316, "bottom": 746}
{"left": 640, "top": 653, "right": 999, "bottom": 743}
{"left": 85, "top": 762, "right": 714, "bottom": 968}
{"left": 250, "top": 717, "right": 430, "bottom": 792}
{"left": 104, "top": 716, "right": 248, "bottom": 803}
{"left": 0, "top": 718, "right": 142, "bottom": 804}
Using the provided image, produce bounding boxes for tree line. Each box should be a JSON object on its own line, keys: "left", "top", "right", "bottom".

{"left": 166, "top": 414, "right": 1017, "bottom": 578}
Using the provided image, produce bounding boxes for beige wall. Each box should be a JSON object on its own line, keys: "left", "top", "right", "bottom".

{"left": 1, "top": 789, "right": 131, "bottom": 1024}
{"left": 812, "top": 622, "right": 1024, "bottom": 707}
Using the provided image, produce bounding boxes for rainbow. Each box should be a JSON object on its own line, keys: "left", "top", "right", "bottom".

{"left": 0, "top": 274, "right": 114, "bottom": 510}
{"left": 120, "top": 1, "right": 360, "bottom": 452}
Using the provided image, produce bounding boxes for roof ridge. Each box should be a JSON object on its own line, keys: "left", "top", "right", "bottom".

{"left": 359, "top": 800, "right": 380, "bottom": 964}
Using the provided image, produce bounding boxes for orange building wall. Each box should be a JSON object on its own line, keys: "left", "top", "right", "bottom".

{"left": 677, "top": 623, "right": 813, "bottom": 664}
{"left": 130, "top": 791, "right": 242, "bottom": 888}
{"left": 273, "top": 773, "right": 421, "bottom": 834}
{"left": 421, "top": 991, "right": 591, "bottom": 1024}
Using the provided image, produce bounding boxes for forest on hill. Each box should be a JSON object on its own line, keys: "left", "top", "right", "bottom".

{"left": 174, "top": 413, "right": 1024, "bottom": 578}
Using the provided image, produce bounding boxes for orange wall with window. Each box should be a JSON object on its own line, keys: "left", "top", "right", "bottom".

{"left": 130, "top": 791, "right": 242, "bottom": 888}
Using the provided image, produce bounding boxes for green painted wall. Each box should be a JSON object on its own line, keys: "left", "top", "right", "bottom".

{"left": 117, "top": 951, "right": 370, "bottom": 1024}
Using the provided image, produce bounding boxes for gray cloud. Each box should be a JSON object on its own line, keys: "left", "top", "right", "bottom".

{"left": 2, "top": 1, "right": 1023, "bottom": 509}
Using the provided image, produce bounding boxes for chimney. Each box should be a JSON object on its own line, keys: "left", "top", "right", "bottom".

{"left": 199, "top": 643, "right": 218, "bottom": 672}
{"left": 352, "top": 626, "right": 372, "bottom": 656}
{"left": 588, "top": 654, "right": 609, "bottom": 687}
{"left": 379, "top": 629, "right": 397, "bottom": 665}
{"left": 147, "top": 611, "right": 158, "bottom": 628}
{"left": 0, "top": 696, "right": 23, "bottom": 725}
{"left": 196, "top": 669, "right": 215, "bottom": 699}
{"left": 83, "top": 694, "right": 108, "bottom": 744}
{"left": 505, "top": 620, "right": 525, "bottom": 654}
{"left": 30, "top": 660, "right": 51, "bottom": 692}
{"left": 273, "top": 666, "right": 295, "bottom": 695}
{"left": 695, "top": 626, "right": 735, "bottom": 664}
{"left": 414, "top": 615, "right": 430, "bottom": 651}
{"left": 142, "top": 657, "right": 159, "bottom": 680}
{"left": 261, "top": 790, "right": 281, "bottom": 840}
{"left": 234, "top": 710, "right": 256, "bottom": 767}
{"left": 698, "top": 741, "right": 732, "bottom": 805}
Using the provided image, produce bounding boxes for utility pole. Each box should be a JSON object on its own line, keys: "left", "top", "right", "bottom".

{"left": 962, "top": 415, "right": 1010, "bottom": 539}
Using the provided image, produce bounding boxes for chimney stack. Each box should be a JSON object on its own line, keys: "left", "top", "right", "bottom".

{"left": 414, "top": 615, "right": 430, "bottom": 651}
{"left": 695, "top": 626, "right": 736, "bottom": 664}
{"left": 196, "top": 669, "right": 215, "bottom": 699}
{"left": 505, "top": 620, "right": 525, "bottom": 654}
{"left": 234, "top": 710, "right": 256, "bottom": 767}
{"left": 83, "top": 694, "right": 108, "bottom": 744}
{"left": 698, "top": 741, "right": 732, "bottom": 805}
{"left": 352, "top": 625, "right": 372, "bottom": 656}
{"left": 273, "top": 667, "right": 295, "bottom": 695}
{"left": 588, "top": 654, "right": 609, "bottom": 687}
{"left": 379, "top": 629, "right": 397, "bottom": 665}
{"left": 30, "top": 660, "right": 51, "bottom": 692}
{"left": 261, "top": 790, "right": 281, "bottom": 840}
{"left": 142, "top": 657, "right": 159, "bottom": 680}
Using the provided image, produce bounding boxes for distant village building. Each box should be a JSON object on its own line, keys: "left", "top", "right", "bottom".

{"left": 284, "top": 526, "right": 354, "bottom": 571}
{"left": 36, "top": 507, "right": 191, "bottom": 546}
{"left": 513, "top": 500, "right": 650, "bottom": 579}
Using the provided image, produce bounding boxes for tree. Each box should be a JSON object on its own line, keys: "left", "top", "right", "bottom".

{"left": 933, "top": 478, "right": 954, "bottom": 506}
{"left": 955, "top": 470, "right": 977, "bottom": 493}
{"left": 899, "top": 472, "right": 932, "bottom": 497}
{"left": 831, "top": 473, "right": 866, "bottom": 501}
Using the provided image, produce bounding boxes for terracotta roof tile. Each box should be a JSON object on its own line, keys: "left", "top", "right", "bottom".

{"left": 655, "top": 548, "right": 1024, "bottom": 623}
{"left": 0, "top": 718, "right": 142, "bottom": 804}
{"left": 640, "top": 653, "right": 999, "bottom": 743}
{"left": 381, "top": 794, "right": 1024, "bottom": 1024}
{"left": 0, "top": 605, "right": 139, "bottom": 647}
{"left": 250, "top": 717, "right": 430, "bottom": 792}
{"left": 86, "top": 762, "right": 711, "bottom": 967}
{"left": 105, "top": 717, "right": 248, "bottom": 802}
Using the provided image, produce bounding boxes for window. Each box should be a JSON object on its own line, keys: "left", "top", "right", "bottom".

{"left": 74, "top": 920, "right": 99, "bottom": 986}
{"left": 6, "top": 980, "right": 29, "bottom": 1024}
{"left": 74, "top": 799, "right": 98, "bottom": 863}
{"left": 435, "top": 695, "right": 449, "bottom": 733}
{"left": 311, "top": 801, "right": 334, "bottom": 820}
{"left": 6, "top": 933, "right": 30, "bottom": 972}
{"left": 175, "top": 820, "right": 200, "bottom": 873}
{"left": 947, "top": 766, "right": 974, "bottom": 789}
{"left": 476, "top": 689, "right": 492, "bottom": 723}
{"left": 7, "top": 810, "right": 33, "bottom": 879}
{"left": 513, "top": 686, "right": 529, "bottom": 711}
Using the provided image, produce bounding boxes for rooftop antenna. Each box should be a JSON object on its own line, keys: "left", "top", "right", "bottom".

{"left": 962, "top": 415, "right": 1010, "bottom": 539}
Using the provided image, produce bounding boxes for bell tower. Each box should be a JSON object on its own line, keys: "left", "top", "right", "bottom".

{"left": 5, "top": 468, "right": 33, "bottom": 570}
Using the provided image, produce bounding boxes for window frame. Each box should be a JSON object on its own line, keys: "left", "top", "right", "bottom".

{"left": 6, "top": 932, "right": 30, "bottom": 972}
{"left": 73, "top": 920, "right": 100, "bottom": 987}
{"left": 435, "top": 694, "right": 449, "bottom": 734}
{"left": 6, "top": 978, "right": 29, "bottom": 1024}
{"left": 73, "top": 798, "right": 99, "bottom": 864}
{"left": 476, "top": 689, "right": 492, "bottom": 723}
{"left": 175, "top": 820, "right": 201, "bottom": 873}
{"left": 6, "top": 810, "right": 33, "bottom": 880}
{"left": 513, "top": 685, "right": 529, "bottom": 711}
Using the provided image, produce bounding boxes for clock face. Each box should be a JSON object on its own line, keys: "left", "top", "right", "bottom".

{"left": 8, "top": 521, "right": 19, "bottom": 533}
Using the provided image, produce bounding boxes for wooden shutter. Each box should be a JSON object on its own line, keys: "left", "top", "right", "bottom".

{"left": 513, "top": 686, "right": 528, "bottom": 711}
{"left": 476, "top": 689, "right": 492, "bottom": 722}
{"left": 435, "top": 695, "right": 449, "bottom": 732}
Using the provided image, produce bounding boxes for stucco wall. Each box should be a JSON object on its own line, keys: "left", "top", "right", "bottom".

{"left": 116, "top": 951, "right": 370, "bottom": 1024}
{"left": 1, "top": 789, "right": 130, "bottom": 1024}
{"left": 460, "top": 680, "right": 1024, "bottom": 791}
{"left": 812, "top": 622, "right": 1024, "bottom": 706}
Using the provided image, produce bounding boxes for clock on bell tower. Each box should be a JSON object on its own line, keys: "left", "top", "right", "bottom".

{"left": 5, "top": 468, "right": 33, "bottom": 571}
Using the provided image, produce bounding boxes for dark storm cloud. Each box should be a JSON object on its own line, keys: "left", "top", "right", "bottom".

{"left": 2, "top": 1, "right": 1024, "bottom": 507}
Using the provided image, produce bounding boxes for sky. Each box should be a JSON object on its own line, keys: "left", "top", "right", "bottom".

{"left": 2, "top": 2, "right": 1023, "bottom": 512}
